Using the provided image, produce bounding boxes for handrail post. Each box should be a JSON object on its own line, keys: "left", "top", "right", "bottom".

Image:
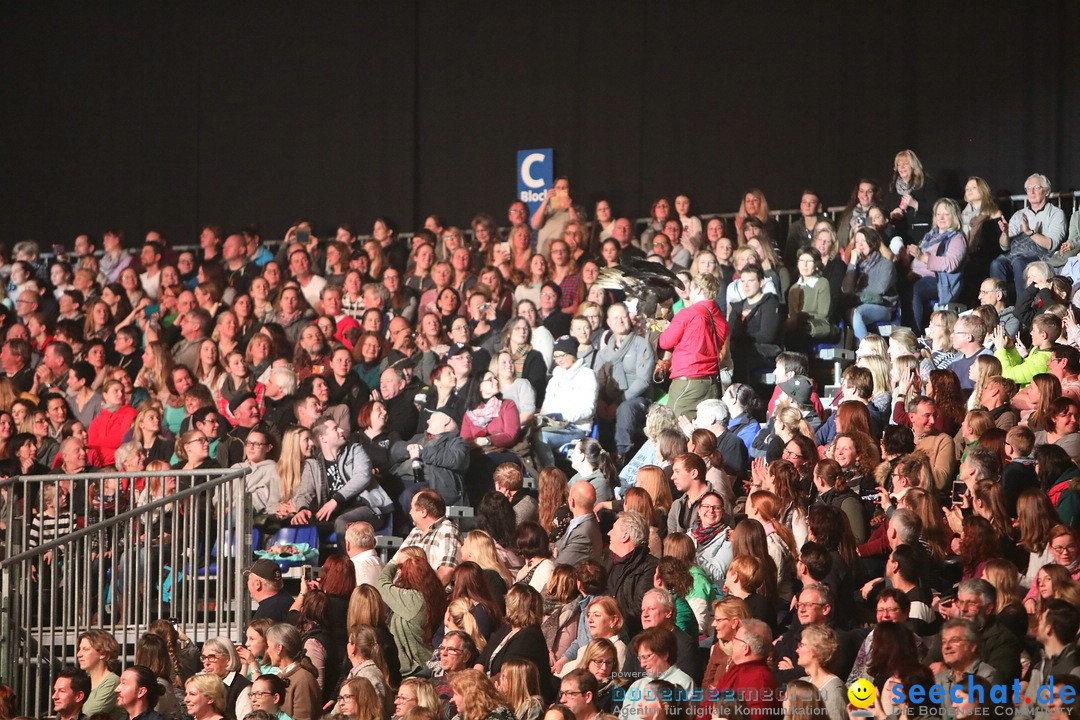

{"left": 1, "top": 467, "right": 251, "bottom": 717}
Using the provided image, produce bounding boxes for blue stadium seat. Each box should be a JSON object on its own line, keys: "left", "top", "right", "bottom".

{"left": 198, "top": 528, "right": 261, "bottom": 576}
{"left": 266, "top": 526, "right": 319, "bottom": 571}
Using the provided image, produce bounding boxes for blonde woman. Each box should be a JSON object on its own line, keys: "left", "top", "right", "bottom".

{"left": 131, "top": 403, "right": 173, "bottom": 464}
{"left": 968, "top": 355, "right": 1003, "bottom": 410}
{"left": 443, "top": 597, "right": 488, "bottom": 653}
{"left": 274, "top": 427, "right": 314, "bottom": 519}
{"left": 495, "top": 659, "right": 544, "bottom": 720}
{"left": 887, "top": 148, "right": 939, "bottom": 245}
{"left": 734, "top": 188, "right": 777, "bottom": 241}
{"left": 856, "top": 354, "right": 893, "bottom": 416}
{"left": 347, "top": 586, "right": 401, "bottom": 685}
{"left": 212, "top": 310, "right": 242, "bottom": 358}
{"left": 447, "top": 669, "right": 515, "bottom": 720}
{"left": 962, "top": 177, "right": 1005, "bottom": 280}
{"left": 689, "top": 250, "right": 722, "bottom": 283}
{"left": 462, "top": 530, "right": 515, "bottom": 589}
{"left": 746, "top": 235, "right": 791, "bottom": 300}
{"left": 399, "top": 678, "right": 443, "bottom": 719}
{"left": 810, "top": 222, "right": 847, "bottom": 300}
{"left": 906, "top": 197, "right": 967, "bottom": 329}
{"left": 183, "top": 673, "right": 227, "bottom": 720}
{"left": 507, "top": 223, "right": 534, "bottom": 275}
{"left": 780, "top": 403, "right": 816, "bottom": 441}
{"left": 192, "top": 339, "right": 225, "bottom": 394}
{"left": 134, "top": 340, "right": 175, "bottom": 404}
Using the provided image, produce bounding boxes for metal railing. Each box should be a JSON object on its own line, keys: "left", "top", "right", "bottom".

{"left": 0, "top": 467, "right": 252, "bottom": 717}
{"left": 30, "top": 190, "right": 1078, "bottom": 264}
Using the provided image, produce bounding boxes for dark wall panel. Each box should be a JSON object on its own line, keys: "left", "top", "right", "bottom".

{"left": 1, "top": 1, "right": 1075, "bottom": 250}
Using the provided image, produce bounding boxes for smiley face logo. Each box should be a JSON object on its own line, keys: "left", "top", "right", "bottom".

{"left": 848, "top": 679, "right": 877, "bottom": 709}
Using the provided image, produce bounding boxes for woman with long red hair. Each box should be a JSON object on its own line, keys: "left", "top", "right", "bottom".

{"left": 292, "top": 552, "right": 355, "bottom": 653}
{"left": 443, "top": 561, "right": 504, "bottom": 640}
{"left": 375, "top": 554, "right": 447, "bottom": 677}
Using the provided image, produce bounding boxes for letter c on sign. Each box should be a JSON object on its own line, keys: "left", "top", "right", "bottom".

{"left": 521, "top": 153, "right": 546, "bottom": 189}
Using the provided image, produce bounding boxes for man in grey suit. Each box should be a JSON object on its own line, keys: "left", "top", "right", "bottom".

{"left": 554, "top": 481, "right": 603, "bottom": 566}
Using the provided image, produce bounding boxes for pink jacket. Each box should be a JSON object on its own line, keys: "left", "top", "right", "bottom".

{"left": 460, "top": 398, "right": 520, "bottom": 448}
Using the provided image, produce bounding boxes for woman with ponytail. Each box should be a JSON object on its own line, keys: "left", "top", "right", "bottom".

{"left": 567, "top": 438, "right": 618, "bottom": 503}
{"left": 264, "top": 623, "right": 320, "bottom": 720}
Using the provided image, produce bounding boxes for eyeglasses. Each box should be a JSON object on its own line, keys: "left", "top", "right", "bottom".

{"left": 188, "top": 437, "right": 210, "bottom": 445}
{"left": 589, "top": 658, "right": 616, "bottom": 668}
{"left": 1025, "top": 185, "right": 1047, "bottom": 192}
{"left": 1052, "top": 543, "right": 1078, "bottom": 553}
{"left": 731, "top": 637, "right": 751, "bottom": 649}
{"left": 250, "top": 691, "right": 275, "bottom": 699}
{"left": 338, "top": 694, "right": 355, "bottom": 701}
{"left": 245, "top": 440, "right": 269, "bottom": 447}
{"left": 796, "top": 601, "right": 825, "bottom": 610}
{"left": 395, "top": 695, "right": 416, "bottom": 703}
{"left": 782, "top": 448, "right": 803, "bottom": 460}
{"left": 199, "top": 654, "right": 222, "bottom": 661}
{"left": 699, "top": 505, "right": 723, "bottom": 514}
{"left": 438, "top": 646, "right": 463, "bottom": 654}
{"left": 560, "top": 690, "right": 586, "bottom": 698}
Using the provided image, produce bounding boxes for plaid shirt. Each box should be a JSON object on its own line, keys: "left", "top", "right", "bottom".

{"left": 559, "top": 273, "right": 580, "bottom": 308}
{"left": 400, "top": 517, "right": 462, "bottom": 571}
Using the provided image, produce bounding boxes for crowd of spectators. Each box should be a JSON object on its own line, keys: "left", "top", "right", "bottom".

{"left": 3, "top": 151, "right": 1080, "bottom": 720}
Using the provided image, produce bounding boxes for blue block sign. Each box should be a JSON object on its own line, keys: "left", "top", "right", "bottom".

{"left": 517, "top": 148, "right": 554, "bottom": 216}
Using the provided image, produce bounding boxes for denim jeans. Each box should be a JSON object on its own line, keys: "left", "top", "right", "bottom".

{"left": 852, "top": 304, "right": 894, "bottom": 340}
{"left": 990, "top": 253, "right": 1038, "bottom": 299}
{"left": 911, "top": 275, "right": 939, "bottom": 330}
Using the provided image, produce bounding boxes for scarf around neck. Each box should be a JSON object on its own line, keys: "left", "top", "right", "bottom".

{"left": 466, "top": 396, "right": 503, "bottom": 428}
{"left": 919, "top": 227, "right": 961, "bottom": 253}
{"left": 690, "top": 518, "right": 726, "bottom": 547}
{"left": 895, "top": 176, "right": 914, "bottom": 197}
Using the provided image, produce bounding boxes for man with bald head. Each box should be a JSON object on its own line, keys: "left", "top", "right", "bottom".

{"left": 222, "top": 233, "right": 255, "bottom": 296}
{"left": 554, "top": 480, "right": 603, "bottom": 566}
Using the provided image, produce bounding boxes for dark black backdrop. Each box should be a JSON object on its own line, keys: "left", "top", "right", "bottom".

{"left": 2, "top": 1, "right": 1077, "bottom": 248}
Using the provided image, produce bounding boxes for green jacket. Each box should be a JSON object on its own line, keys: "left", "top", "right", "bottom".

{"left": 995, "top": 346, "right": 1050, "bottom": 387}
{"left": 376, "top": 563, "right": 431, "bottom": 676}
{"left": 787, "top": 278, "right": 834, "bottom": 337}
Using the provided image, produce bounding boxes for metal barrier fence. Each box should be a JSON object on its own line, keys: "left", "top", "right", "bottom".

{"left": 0, "top": 468, "right": 252, "bottom": 717}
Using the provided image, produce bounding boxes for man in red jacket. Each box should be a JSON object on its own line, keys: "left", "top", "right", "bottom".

{"left": 658, "top": 273, "right": 729, "bottom": 421}
{"left": 712, "top": 618, "right": 780, "bottom": 719}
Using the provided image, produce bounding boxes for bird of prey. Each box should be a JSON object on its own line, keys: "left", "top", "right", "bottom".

{"left": 593, "top": 256, "right": 685, "bottom": 319}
